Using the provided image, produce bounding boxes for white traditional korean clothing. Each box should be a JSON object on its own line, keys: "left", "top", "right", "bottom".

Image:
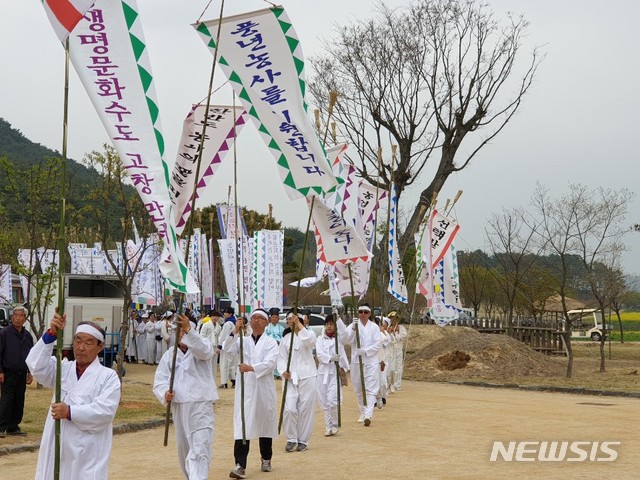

{"left": 223, "top": 332, "right": 278, "bottom": 439}
{"left": 389, "top": 324, "right": 408, "bottom": 390}
{"left": 315, "top": 319, "right": 349, "bottom": 433}
{"left": 136, "top": 320, "right": 147, "bottom": 363}
{"left": 198, "top": 316, "right": 221, "bottom": 381}
{"left": 153, "top": 330, "right": 218, "bottom": 480}
{"left": 145, "top": 320, "right": 157, "bottom": 364}
{"left": 26, "top": 335, "right": 121, "bottom": 480}
{"left": 277, "top": 328, "right": 317, "bottom": 446}
{"left": 218, "top": 318, "right": 238, "bottom": 386}
{"left": 343, "top": 318, "right": 382, "bottom": 420}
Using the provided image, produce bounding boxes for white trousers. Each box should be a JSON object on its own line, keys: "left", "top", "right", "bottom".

{"left": 316, "top": 371, "right": 342, "bottom": 431}
{"left": 351, "top": 362, "right": 379, "bottom": 420}
{"left": 219, "top": 350, "right": 238, "bottom": 385}
{"left": 389, "top": 346, "right": 404, "bottom": 389}
{"left": 282, "top": 376, "right": 317, "bottom": 444}
{"left": 146, "top": 336, "right": 157, "bottom": 364}
{"left": 172, "top": 401, "right": 214, "bottom": 480}
{"left": 136, "top": 336, "right": 147, "bottom": 362}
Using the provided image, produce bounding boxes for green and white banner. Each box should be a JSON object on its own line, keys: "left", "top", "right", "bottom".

{"left": 69, "top": 0, "right": 197, "bottom": 293}
{"left": 195, "top": 7, "right": 340, "bottom": 199}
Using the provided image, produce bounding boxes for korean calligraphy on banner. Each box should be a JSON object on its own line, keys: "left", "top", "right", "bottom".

{"left": 194, "top": 7, "right": 340, "bottom": 199}
{"left": 255, "top": 230, "right": 284, "bottom": 310}
{"left": 67, "top": 0, "right": 197, "bottom": 294}
{"left": 428, "top": 210, "right": 461, "bottom": 269}
{"left": 430, "top": 244, "right": 463, "bottom": 325}
{"left": 218, "top": 238, "right": 239, "bottom": 310}
{"left": 172, "top": 104, "right": 247, "bottom": 235}
{"left": 310, "top": 196, "right": 370, "bottom": 266}
{"left": 217, "top": 204, "right": 248, "bottom": 240}
{"left": 387, "top": 186, "right": 408, "bottom": 303}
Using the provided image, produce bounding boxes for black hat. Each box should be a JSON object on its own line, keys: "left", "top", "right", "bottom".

{"left": 268, "top": 307, "right": 281, "bottom": 316}
{"left": 223, "top": 306, "right": 235, "bottom": 315}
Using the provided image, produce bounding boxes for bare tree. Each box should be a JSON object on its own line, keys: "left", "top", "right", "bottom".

{"left": 310, "top": 0, "right": 542, "bottom": 254}
{"left": 82, "top": 145, "right": 157, "bottom": 377}
{"left": 572, "top": 186, "right": 633, "bottom": 372}
{"left": 485, "top": 207, "right": 540, "bottom": 333}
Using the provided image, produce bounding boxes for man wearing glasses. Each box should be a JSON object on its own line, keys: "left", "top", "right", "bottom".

{"left": 343, "top": 303, "right": 381, "bottom": 427}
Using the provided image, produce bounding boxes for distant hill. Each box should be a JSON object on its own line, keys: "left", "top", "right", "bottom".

{"left": 0, "top": 117, "right": 97, "bottom": 190}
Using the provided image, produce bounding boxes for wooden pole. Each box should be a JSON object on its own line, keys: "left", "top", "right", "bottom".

{"left": 163, "top": 0, "right": 226, "bottom": 446}
{"left": 348, "top": 264, "right": 367, "bottom": 407}
{"left": 333, "top": 306, "right": 342, "bottom": 427}
{"left": 278, "top": 196, "right": 315, "bottom": 433}
{"left": 54, "top": 37, "right": 71, "bottom": 480}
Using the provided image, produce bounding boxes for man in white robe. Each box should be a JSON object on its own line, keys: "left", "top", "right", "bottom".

{"left": 387, "top": 312, "right": 408, "bottom": 392}
{"left": 26, "top": 313, "right": 121, "bottom": 480}
{"left": 315, "top": 314, "right": 349, "bottom": 437}
{"left": 224, "top": 309, "right": 278, "bottom": 479}
{"left": 198, "top": 310, "right": 222, "bottom": 383}
{"left": 136, "top": 313, "right": 148, "bottom": 364}
{"left": 278, "top": 311, "right": 317, "bottom": 452}
{"left": 145, "top": 313, "right": 158, "bottom": 365}
{"left": 343, "top": 303, "right": 381, "bottom": 426}
{"left": 218, "top": 307, "right": 238, "bottom": 388}
{"left": 154, "top": 314, "right": 217, "bottom": 480}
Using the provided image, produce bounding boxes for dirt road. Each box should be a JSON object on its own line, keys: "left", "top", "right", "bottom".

{"left": 2, "top": 377, "right": 638, "bottom": 479}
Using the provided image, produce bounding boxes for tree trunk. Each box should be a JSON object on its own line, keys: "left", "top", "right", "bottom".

{"left": 564, "top": 332, "right": 573, "bottom": 379}
{"left": 616, "top": 310, "right": 624, "bottom": 344}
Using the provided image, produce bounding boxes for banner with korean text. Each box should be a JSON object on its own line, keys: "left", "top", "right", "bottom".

{"left": 195, "top": 7, "right": 340, "bottom": 199}
{"left": 41, "top": 0, "right": 95, "bottom": 42}
{"left": 310, "top": 196, "right": 370, "bottom": 266}
{"left": 172, "top": 105, "right": 247, "bottom": 235}
{"left": 217, "top": 204, "right": 248, "bottom": 240}
{"left": 218, "top": 238, "right": 239, "bottom": 310}
{"left": 387, "top": 186, "right": 408, "bottom": 303}
{"left": 255, "top": 230, "right": 284, "bottom": 310}
{"left": 428, "top": 210, "right": 460, "bottom": 269}
{"left": 68, "top": 0, "right": 196, "bottom": 293}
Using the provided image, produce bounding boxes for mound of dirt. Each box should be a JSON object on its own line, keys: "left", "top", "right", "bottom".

{"left": 404, "top": 325, "right": 565, "bottom": 382}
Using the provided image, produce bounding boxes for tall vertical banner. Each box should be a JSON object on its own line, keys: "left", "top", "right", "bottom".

{"left": 255, "top": 230, "right": 284, "bottom": 310}
{"left": 218, "top": 238, "right": 239, "bottom": 310}
{"left": 41, "top": 0, "right": 96, "bottom": 42}
{"left": 67, "top": 1, "right": 196, "bottom": 293}
{"left": 172, "top": 105, "right": 247, "bottom": 235}
{"left": 195, "top": 7, "right": 340, "bottom": 199}
{"left": 428, "top": 210, "right": 461, "bottom": 268}
{"left": 201, "top": 233, "right": 214, "bottom": 307}
{"left": 430, "top": 244, "right": 462, "bottom": 325}
{"left": 217, "top": 204, "right": 248, "bottom": 240}
{"left": 387, "top": 186, "right": 408, "bottom": 303}
{"left": 0, "top": 265, "right": 11, "bottom": 303}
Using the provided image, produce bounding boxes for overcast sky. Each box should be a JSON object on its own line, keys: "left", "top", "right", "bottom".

{"left": 2, "top": 0, "right": 639, "bottom": 274}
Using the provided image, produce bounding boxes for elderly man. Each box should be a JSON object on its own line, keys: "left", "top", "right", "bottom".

{"left": 343, "top": 303, "right": 381, "bottom": 427}
{"left": 154, "top": 313, "right": 217, "bottom": 480}
{"left": 0, "top": 306, "right": 34, "bottom": 437}
{"left": 26, "top": 312, "right": 121, "bottom": 480}
{"left": 224, "top": 308, "right": 279, "bottom": 479}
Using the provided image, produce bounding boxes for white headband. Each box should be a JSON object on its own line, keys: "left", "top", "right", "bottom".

{"left": 76, "top": 324, "right": 104, "bottom": 343}
{"left": 358, "top": 306, "right": 371, "bottom": 312}
{"left": 250, "top": 310, "right": 269, "bottom": 321}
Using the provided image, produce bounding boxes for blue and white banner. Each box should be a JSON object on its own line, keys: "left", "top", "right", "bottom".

{"left": 387, "top": 186, "right": 408, "bottom": 303}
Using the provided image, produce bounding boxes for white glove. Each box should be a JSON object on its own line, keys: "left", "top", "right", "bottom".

{"left": 357, "top": 347, "right": 366, "bottom": 356}
{"left": 330, "top": 353, "right": 340, "bottom": 362}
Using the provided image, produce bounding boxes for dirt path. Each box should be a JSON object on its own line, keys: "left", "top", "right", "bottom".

{"left": 2, "top": 375, "right": 639, "bottom": 479}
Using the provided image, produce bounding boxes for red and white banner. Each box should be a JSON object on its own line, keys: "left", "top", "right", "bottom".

{"left": 310, "top": 196, "right": 370, "bottom": 266}
{"left": 41, "top": 0, "right": 95, "bottom": 42}
{"left": 172, "top": 104, "right": 246, "bottom": 235}
{"left": 428, "top": 209, "right": 460, "bottom": 269}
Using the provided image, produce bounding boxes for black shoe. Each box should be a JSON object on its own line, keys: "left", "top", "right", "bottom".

{"left": 231, "top": 379, "right": 236, "bottom": 388}
{"left": 382, "top": 398, "right": 387, "bottom": 405}
{"left": 219, "top": 383, "right": 228, "bottom": 389}
{"left": 7, "top": 429, "right": 27, "bottom": 436}
{"left": 0, "top": 430, "right": 6, "bottom": 438}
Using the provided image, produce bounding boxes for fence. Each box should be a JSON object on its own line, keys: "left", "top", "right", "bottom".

{"left": 449, "top": 317, "right": 565, "bottom": 355}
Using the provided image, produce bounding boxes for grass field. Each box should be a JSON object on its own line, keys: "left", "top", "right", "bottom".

{"left": 607, "top": 310, "right": 640, "bottom": 341}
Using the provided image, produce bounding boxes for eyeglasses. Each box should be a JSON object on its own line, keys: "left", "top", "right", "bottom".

{"left": 358, "top": 310, "right": 370, "bottom": 314}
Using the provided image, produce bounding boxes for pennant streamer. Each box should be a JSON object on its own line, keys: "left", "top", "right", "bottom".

{"left": 69, "top": 1, "right": 196, "bottom": 293}
{"left": 195, "top": 7, "right": 340, "bottom": 198}
{"left": 172, "top": 105, "right": 247, "bottom": 235}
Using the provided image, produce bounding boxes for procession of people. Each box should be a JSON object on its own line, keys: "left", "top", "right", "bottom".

{"left": 0, "top": 303, "right": 408, "bottom": 479}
